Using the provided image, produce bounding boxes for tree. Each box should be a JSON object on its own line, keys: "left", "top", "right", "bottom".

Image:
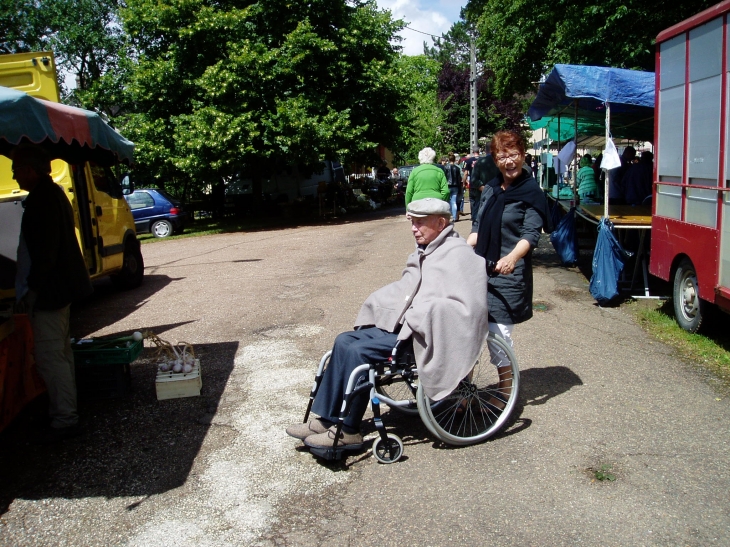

{"left": 394, "top": 55, "right": 448, "bottom": 163}
{"left": 464, "top": 0, "right": 718, "bottom": 99}
{"left": 420, "top": 17, "right": 529, "bottom": 153}
{"left": 424, "top": 20, "right": 472, "bottom": 69}
{"left": 0, "top": 0, "right": 53, "bottom": 53}
{"left": 1, "top": 0, "right": 127, "bottom": 112}
{"left": 46, "top": 0, "right": 126, "bottom": 110}
{"left": 118, "top": 0, "right": 408, "bottom": 207}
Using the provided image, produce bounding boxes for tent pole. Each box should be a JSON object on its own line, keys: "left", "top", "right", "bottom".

{"left": 557, "top": 115, "right": 561, "bottom": 186}
{"left": 604, "top": 102, "right": 611, "bottom": 219}
{"left": 573, "top": 100, "right": 579, "bottom": 205}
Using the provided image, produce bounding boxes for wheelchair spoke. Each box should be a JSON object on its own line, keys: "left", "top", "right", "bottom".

{"left": 416, "top": 331, "right": 520, "bottom": 446}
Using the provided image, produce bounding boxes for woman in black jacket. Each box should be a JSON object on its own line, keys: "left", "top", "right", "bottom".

{"left": 467, "top": 131, "right": 550, "bottom": 399}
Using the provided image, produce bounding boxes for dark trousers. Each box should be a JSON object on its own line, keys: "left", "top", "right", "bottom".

{"left": 311, "top": 327, "right": 398, "bottom": 431}
{"left": 470, "top": 190, "right": 482, "bottom": 221}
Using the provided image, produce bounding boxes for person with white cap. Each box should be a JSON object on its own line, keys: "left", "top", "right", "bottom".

{"left": 286, "top": 197, "right": 488, "bottom": 453}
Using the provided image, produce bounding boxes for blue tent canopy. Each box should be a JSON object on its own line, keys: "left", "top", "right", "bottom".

{"left": 527, "top": 65, "right": 655, "bottom": 142}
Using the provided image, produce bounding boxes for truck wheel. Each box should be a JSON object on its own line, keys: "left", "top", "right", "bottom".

{"left": 672, "top": 258, "right": 704, "bottom": 333}
{"left": 111, "top": 239, "right": 144, "bottom": 290}
{"left": 151, "top": 219, "right": 173, "bottom": 238}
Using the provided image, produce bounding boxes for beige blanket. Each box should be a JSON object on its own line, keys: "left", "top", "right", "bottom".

{"left": 354, "top": 225, "right": 489, "bottom": 400}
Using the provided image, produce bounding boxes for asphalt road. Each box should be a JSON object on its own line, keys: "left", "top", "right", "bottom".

{"left": 1, "top": 208, "right": 729, "bottom": 546}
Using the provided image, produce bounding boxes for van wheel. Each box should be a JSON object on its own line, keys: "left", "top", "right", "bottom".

{"left": 151, "top": 219, "right": 173, "bottom": 238}
{"left": 111, "top": 239, "right": 144, "bottom": 290}
{"left": 672, "top": 258, "right": 704, "bottom": 333}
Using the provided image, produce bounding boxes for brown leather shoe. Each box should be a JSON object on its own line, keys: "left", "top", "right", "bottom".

{"left": 285, "top": 419, "right": 330, "bottom": 440}
{"left": 303, "top": 426, "right": 363, "bottom": 450}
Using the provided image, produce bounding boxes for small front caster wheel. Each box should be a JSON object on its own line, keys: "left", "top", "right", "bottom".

{"left": 372, "top": 433, "right": 404, "bottom": 463}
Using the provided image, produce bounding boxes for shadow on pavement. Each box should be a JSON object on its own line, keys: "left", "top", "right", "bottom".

{"left": 519, "top": 366, "right": 583, "bottom": 407}
{"left": 307, "top": 368, "right": 578, "bottom": 468}
{"left": 0, "top": 338, "right": 238, "bottom": 516}
{"left": 71, "top": 274, "right": 179, "bottom": 338}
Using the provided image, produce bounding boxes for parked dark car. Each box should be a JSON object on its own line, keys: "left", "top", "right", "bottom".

{"left": 396, "top": 164, "right": 419, "bottom": 181}
{"left": 124, "top": 188, "right": 189, "bottom": 238}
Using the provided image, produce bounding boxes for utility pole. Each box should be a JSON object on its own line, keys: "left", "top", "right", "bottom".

{"left": 470, "top": 34, "right": 478, "bottom": 152}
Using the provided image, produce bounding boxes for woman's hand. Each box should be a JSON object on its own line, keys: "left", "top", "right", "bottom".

{"left": 493, "top": 255, "right": 517, "bottom": 275}
{"left": 466, "top": 232, "right": 478, "bottom": 247}
{"left": 493, "top": 239, "right": 531, "bottom": 275}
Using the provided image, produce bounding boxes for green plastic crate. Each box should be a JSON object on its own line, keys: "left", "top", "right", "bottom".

{"left": 72, "top": 337, "right": 143, "bottom": 399}
{"left": 72, "top": 337, "right": 143, "bottom": 365}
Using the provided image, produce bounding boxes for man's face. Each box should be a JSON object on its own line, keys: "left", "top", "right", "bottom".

{"left": 409, "top": 215, "right": 446, "bottom": 245}
{"left": 11, "top": 160, "right": 36, "bottom": 192}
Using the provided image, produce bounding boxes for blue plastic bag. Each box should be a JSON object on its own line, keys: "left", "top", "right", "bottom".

{"left": 550, "top": 200, "right": 563, "bottom": 232}
{"left": 589, "top": 218, "right": 631, "bottom": 305}
{"left": 550, "top": 207, "right": 578, "bottom": 266}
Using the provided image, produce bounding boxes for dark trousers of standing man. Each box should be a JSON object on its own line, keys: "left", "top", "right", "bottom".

{"left": 310, "top": 327, "right": 398, "bottom": 432}
{"left": 470, "top": 188, "right": 482, "bottom": 222}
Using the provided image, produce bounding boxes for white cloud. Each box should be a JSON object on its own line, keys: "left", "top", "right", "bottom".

{"left": 377, "top": 0, "right": 462, "bottom": 56}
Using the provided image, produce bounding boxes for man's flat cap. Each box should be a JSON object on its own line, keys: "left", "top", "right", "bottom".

{"left": 406, "top": 198, "right": 451, "bottom": 218}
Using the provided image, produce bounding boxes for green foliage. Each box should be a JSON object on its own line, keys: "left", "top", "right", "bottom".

{"left": 0, "top": 0, "right": 52, "bottom": 53}
{"left": 465, "top": 0, "right": 718, "bottom": 99}
{"left": 117, "top": 0, "right": 408, "bottom": 200}
{"left": 394, "top": 55, "right": 448, "bottom": 163}
{"left": 0, "top": 0, "right": 126, "bottom": 107}
{"left": 424, "top": 20, "right": 472, "bottom": 69}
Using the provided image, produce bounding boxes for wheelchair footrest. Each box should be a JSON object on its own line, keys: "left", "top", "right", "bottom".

{"left": 308, "top": 443, "right": 364, "bottom": 461}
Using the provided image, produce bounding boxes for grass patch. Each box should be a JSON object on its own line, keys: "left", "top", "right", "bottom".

{"left": 631, "top": 300, "right": 730, "bottom": 385}
{"left": 593, "top": 464, "right": 616, "bottom": 482}
{"left": 137, "top": 215, "right": 303, "bottom": 244}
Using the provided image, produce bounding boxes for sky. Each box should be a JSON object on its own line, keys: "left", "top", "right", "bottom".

{"left": 376, "top": 0, "right": 465, "bottom": 56}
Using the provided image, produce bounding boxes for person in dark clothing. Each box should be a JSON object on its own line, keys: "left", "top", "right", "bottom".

{"left": 608, "top": 145, "right": 636, "bottom": 204}
{"left": 467, "top": 130, "right": 551, "bottom": 382}
{"left": 623, "top": 151, "right": 654, "bottom": 206}
{"left": 445, "top": 153, "right": 463, "bottom": 221}
{"left": 375, "top": 160, "right": 391, "bottom": 182}
{"left": 469, "top": 142, "right": 501, "bottom": 224}
{"left": 461, "top": 147, "right": 479, "bottom": 216}
{"left": 592, "top": 153, "right": 604, "bottom": 199}
{"left": 13, "top": 145, "right": 93, "bottom": 444}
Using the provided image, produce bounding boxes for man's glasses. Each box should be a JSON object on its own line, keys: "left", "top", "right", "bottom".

{"left": 496, "top": 153, "right": 520, "bottom": 164}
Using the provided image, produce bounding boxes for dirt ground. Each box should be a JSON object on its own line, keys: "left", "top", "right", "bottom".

{"left": 1, "top": 208, "right": 729, "bottom": 546}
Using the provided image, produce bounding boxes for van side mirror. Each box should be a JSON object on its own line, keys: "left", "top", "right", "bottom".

{"left": 121, "top": 173, "right": 134, "bottom": 195}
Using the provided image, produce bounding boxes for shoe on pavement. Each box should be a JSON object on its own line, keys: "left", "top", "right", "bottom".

{"left": 303, "top": 426, "right": 363, "bottom": 450}
{"left": 286, "top": 419, "right": 331, "bottom": 440}
{"left": 32, "top": 424, "right": 84, "bottom": 445}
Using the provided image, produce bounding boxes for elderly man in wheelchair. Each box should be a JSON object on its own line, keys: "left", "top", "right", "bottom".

{"left": 286, "top": 198, "right": 519, "bottom": 463}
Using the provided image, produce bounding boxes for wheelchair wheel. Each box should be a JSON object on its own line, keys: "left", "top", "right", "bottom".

{"left": 416, "top": 332, "right": 519, "bottom": 446}
{"left": 372, "top": 433, "right": 404, "bottom": 464}
{"left": 375, "top": 372, "right": 419, "bottom": 415}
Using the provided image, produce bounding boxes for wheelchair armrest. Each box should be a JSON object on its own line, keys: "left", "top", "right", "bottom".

{"left": 389, "top": 338, "right": 414, "bottom": 364}
{"left": 390, "top": 340, "right": 404, "bottom": 361}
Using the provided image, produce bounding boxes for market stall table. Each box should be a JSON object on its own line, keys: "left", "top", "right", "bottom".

{"left": 550, "top": 197, "right": 653, "bottom": 296}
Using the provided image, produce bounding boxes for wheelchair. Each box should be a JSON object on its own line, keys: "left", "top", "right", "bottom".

{"left": 301, "top": 331, "right": 519, "bottom": 463}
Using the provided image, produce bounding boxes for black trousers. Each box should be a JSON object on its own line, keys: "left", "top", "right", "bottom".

{"left": 311, "top": 327, "right": 398, "bottom": 430}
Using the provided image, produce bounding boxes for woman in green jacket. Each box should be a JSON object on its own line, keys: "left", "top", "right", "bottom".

{"left": 405, "top": 147, "right": 449, "bottom": 206}
{"left": 576, "top": 154, "right": 598, "bottom": 200}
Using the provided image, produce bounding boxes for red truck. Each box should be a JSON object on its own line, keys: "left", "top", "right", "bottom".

{"left": 651, "top": 0, "right": 730, "bottom": 331}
